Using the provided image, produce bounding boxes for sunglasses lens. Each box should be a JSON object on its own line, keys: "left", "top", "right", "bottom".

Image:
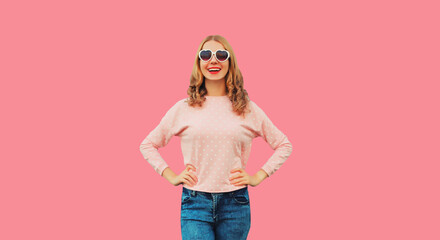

{"left": 216, "top": 50, "right": 229, "bottom": 62}
{"left": 200, "top": 50, "right": 212, "bottom": 61}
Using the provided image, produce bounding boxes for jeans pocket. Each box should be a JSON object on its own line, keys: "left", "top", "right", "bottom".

{"left": 232, "top": 189, "right": 249, "bottom": 205}
{"left": 181, "top": 188, "right": 193, "bottom": 204}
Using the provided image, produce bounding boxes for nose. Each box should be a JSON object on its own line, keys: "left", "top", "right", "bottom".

{"left": 209, "top": 53, "right": 218, "bottom": 64}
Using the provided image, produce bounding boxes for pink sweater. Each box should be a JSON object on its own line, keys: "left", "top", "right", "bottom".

{"left": 139, "top": 95, "right": 293, "bottom": 193}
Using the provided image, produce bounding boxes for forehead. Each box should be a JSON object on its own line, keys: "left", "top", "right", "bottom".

{"left": 202, "top": 40, "right": 225, "bottom": 51}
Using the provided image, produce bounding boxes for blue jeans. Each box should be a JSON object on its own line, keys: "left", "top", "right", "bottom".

{"left": 180, "top": 186, "right": 251, "bottom": 240}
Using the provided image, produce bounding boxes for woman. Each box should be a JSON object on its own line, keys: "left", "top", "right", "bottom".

{"left": 139, "top": 35, "right": 293, "bottom": 240}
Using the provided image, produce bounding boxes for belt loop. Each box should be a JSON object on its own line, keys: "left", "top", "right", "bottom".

{"left": 191, "top": 190, "right": 196, "bottom": 197}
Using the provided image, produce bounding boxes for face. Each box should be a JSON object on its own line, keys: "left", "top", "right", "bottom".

{"left": 199, "top": 40, "right": 230, "bottom": 81}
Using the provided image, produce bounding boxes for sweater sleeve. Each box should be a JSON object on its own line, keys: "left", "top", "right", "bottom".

{"left": 251, "top": 101, "right": 293, "bottom": 177}
{"left": 139, "top": 101, "right": 181, "bottom": 176}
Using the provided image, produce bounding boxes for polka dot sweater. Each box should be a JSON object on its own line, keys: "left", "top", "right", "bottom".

{"left": 139, "top": 95, "right": 293, "bottom": 193}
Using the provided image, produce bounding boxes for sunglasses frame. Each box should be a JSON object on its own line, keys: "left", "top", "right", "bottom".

{"left": 198, "top": 49, "right": 230, "bottom": 62}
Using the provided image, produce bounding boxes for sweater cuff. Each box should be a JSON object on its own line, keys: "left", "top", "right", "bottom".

{"left": 261, "top": 166, "right": 273, "bottom": 178}
{"left": 157, "top": 164, "right": 169, "bottom": 176}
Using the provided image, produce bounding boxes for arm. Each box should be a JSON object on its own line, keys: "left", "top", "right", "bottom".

{"left": 139, "top": 100, "right": 198, "bottom": 187}
{"left": 253, "top": 101, "right": 293, "bottom": 177}
{"left": 229, "top": 102, "right": 293, "bottom": 187}
{"left": 139, "top": 101, "right": 180, "bottom": 176}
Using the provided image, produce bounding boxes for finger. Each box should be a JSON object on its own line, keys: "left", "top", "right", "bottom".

{"left": 183, "top": 175, "right": 196, "bottom": 186}
{"left": 182, "top": 179, "right": 191, "bottom": 186}
{"left": 230, "top": 176, "right": 245, "bottom": 184}
{"left": 229, "top": 174, "right": 242, "bottom": 181}
{"left": 188, "top": 172, "right": 198, "bottom": 182}
{"left": 186, "top": 172, "right": 197, "bottom": 184}
{"left": 186, "top": 165, "right": 196, "bottom": 172}
{"left": 233, "top": 180, "right": 247, "bottom": 186}
{"left": 230, "top": 168, "right": 242, "bottom": 174}
{"left": 183, "top": 175, "right": 195, "bottom": 185}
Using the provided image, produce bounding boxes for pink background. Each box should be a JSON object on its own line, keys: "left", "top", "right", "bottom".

{"left": 1, "top": 0, "right": 439, "bottom": 239}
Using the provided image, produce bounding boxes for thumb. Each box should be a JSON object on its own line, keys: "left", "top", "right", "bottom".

{"left": 186, "top": 164, "right": 196, "bottom": 172}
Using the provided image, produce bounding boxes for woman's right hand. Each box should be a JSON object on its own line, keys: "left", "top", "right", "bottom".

{"left": 170, "top": 164, "right": 198, "bottom": 187}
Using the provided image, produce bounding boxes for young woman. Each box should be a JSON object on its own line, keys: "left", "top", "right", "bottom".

{"left": 140, "top": 35, "right": 293, "bottom": 240}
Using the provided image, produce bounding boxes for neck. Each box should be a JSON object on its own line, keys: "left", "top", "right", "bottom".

{"left": 204, "top": 78, "right": 227, "bottom": 96}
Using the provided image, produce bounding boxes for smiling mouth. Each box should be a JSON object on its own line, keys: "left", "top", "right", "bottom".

{"left": 208, "top": 68, "right": 221, "bottom": 72}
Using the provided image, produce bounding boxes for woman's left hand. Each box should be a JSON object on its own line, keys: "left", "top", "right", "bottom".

{"left": 229, "top": 168, "right": 262, "bottom": 187}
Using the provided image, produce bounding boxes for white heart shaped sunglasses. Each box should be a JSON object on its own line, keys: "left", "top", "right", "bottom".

{"left": 198, "top": 49, "right": 230, "bottom": 62}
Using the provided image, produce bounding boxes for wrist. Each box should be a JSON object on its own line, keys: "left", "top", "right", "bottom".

{"left": 249, "top": 175, "right": 260, "bottom": 186}
{"left": 254, "top": 169, "right": 268, "bottom": 183}
{"left": 162, "top": 167, "right": 177, "bottom": 184}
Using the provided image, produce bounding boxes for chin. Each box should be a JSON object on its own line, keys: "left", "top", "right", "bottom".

{"left": 206, "top": 77, "right": 225, "bottom": 81}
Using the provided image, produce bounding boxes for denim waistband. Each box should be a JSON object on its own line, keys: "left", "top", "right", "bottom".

{"left": 183, "top": 186, "right": 248, "bottom": 198}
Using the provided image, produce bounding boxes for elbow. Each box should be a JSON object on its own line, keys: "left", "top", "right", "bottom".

{"left": 278, "top": 138, "right": 293, "bottom": 157}
{"left": 139, "top": 137, "right": 155, "bottom": 153}
{"left": 287, "top": 141, "right": 293, "bottom": 155}
{"left": 281, "top": 142, "right": 293, "bottom": 158}
{"left": 139, "top": 140, "right": 149, "bottom": 152}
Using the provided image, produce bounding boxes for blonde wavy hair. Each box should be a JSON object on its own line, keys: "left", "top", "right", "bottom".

{"left": 186, "top": 35, "right": 250, "bottom": 118}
